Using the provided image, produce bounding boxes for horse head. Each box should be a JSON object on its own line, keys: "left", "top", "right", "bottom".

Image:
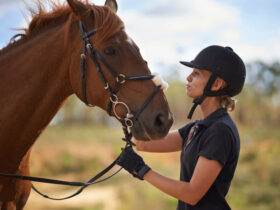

{"left": 66, "top": 0, "right": 173, "bottom": 140}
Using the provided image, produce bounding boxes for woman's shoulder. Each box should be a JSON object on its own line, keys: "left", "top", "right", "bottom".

{"left": 205, "top": 114, "right": 240, "bottom": 143}
{"left": 217, "top": 113, "right": 239, "bottom": 135}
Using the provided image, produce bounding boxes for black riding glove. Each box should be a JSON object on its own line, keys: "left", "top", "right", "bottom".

{"left": 117, "top": 146, "right": 150, "bottom": 180}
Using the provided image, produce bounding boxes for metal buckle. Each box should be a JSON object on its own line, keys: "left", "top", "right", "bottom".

{"left": 116, "top": 74, "right": 126, "bottom": 84}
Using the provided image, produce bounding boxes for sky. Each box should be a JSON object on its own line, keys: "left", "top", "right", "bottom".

{"left": 1, "top": 0, "right": 280, "bottom": 79}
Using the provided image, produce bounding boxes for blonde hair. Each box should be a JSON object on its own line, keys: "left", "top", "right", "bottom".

{"left": 215, "top": 78, "right": 236, "bottom": 112}
{"left": 219, "top": 96, "right": 237, "bottom": 112}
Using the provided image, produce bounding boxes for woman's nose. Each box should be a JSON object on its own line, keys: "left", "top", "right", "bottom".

{"left": 187, "top": 74, "right": 192, "bottom": 82}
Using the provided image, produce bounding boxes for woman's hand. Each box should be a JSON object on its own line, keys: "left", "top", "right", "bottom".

{"left": 134, "top": 139, "right": 147, "bottom": 151}
{"left": 117, "top": 146, "right": 150, "bottom": 180}
{"left": 133, "top": 130, "right": 183, "bottom": 153}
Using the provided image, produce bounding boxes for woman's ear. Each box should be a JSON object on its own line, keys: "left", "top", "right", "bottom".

{"left": 211, "top": 78, "right": 226, "bottom": 91}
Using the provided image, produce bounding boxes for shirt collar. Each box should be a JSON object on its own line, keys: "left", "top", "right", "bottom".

{"left": 197, "top": 108, "right": 227, "bottom": 127}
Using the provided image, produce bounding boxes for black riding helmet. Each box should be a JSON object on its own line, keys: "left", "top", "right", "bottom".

{"left": 180, "top": 45, "right": 246, "bottom": 119}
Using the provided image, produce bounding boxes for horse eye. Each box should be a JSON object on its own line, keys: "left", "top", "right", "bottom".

{"left": 104, "top": 46, "right": 116, "bottom": 55}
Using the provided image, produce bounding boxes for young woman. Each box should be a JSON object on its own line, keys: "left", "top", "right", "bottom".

{"left": 117, "top": 45, "right": 246, "bottom": 210}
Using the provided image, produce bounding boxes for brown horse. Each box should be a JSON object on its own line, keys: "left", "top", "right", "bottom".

{"left": 0, "top": 0, "right": 173, "bottom": 209}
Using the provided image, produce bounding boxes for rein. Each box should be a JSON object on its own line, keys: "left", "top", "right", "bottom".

{"left": 0, "top": 137, "right": 132, "bottom": 200}
{"left": 0, "top": 21, "right": 166, "bottom": 200}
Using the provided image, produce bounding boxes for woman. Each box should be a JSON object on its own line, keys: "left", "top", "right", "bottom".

{"left": 117, "top": 45, "right": 246, "bottom": 210}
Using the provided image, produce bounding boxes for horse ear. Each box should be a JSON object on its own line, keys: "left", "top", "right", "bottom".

{"left": 105, "top": 0, "right": 118, "bottom": 13}
{"left": 67, "top": 0, "right": 88, "bottom": 19}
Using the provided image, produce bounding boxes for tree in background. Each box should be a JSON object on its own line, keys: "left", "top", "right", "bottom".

{"left": 234, "top": 61, "right": 280, "bottom": 125}
{"left": 247, "top": 61, "right": 280, "bottom": 96}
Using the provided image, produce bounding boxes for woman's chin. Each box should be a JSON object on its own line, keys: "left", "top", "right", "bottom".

{"left": 186, "top": 91, "right": 201, "bottom": 99}
{"left": 186, "top": 91, "right": 193, "bottom": 98}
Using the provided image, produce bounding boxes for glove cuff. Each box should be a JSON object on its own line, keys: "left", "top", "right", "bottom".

{"left": 137, "top": 164, "right": 151, "bottom": 180}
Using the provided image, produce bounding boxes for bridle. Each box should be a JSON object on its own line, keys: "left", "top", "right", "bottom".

{"left": 0, "top": 21, "right": 167, "bottom": 200}
{"left": 79, "top": 21, "right": 162, "bottom": 129}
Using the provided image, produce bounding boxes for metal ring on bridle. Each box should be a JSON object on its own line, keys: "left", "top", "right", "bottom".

{"left": 110, "top": 94, "right": 118, "bottom": 103}
{"left": 116, "top": 74, "right": 126, "bottom": 84}
{"left": 125, "top": 118, "right": 133, "bottom": 128}
{"left": 113, "top": 101, "right": 131, "bottom": 120}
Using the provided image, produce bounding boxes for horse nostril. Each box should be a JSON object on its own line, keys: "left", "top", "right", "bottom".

{"left": 154, "top": 113, "right": 165, "bottom": 129}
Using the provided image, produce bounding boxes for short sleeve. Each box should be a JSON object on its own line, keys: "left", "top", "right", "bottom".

{"left": 198, "top": 123, "right": 234, "bottom": 167}
{"left": 178, "top": 122, "right": 195, "bottom": 146}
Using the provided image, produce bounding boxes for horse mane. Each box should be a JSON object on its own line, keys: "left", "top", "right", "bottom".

{"left": 0, "top": 0, "right": 124, "bottom": 54}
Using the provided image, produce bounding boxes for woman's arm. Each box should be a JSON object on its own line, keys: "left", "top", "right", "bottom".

{"left": 135, "top": 130, "right": 183, "bottom": 153}
{"left": 143, "top": 156, "right": 222, "bottom": 205}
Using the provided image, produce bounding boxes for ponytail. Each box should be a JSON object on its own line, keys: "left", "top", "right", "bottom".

{"left": 220, "top": 96, "right": 236, "bottom": 112}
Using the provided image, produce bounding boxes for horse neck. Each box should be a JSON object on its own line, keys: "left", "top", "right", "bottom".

{"left": 0, "top": 20, "right": 74, "bottom": 168}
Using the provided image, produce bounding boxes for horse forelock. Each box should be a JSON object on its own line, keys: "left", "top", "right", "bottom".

{"left": 0, "top": 0, "right": 124, "bottom": 54}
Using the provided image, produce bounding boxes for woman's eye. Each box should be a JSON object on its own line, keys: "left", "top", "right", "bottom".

{"left": 193, "top": 71, "right": 199, "bottom": 76}
{"left": 104, "top": 47, "right": 116, "bottom": 55}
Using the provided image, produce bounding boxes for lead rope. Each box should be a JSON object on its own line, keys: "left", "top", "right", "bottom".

{"left": 0, "top": 122, "right": 134, "bottom": 201}
{"left": 31, "top": 122, "right": 133, "bottom": 200}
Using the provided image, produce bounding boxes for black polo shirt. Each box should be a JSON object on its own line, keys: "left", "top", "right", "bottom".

{"left": 177, "top": 108, "right": 240, "bottom": 210}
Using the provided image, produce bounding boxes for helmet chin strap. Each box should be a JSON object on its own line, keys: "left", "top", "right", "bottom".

{"left": 187, "top": 95, "right": 206, "bottom": 119}
{"left": 187, "top": 74, "right": 217, "bottom": 119}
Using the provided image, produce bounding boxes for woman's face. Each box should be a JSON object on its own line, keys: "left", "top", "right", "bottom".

{"left": 186, "top": 68, "right": 211, "bottom": 98}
